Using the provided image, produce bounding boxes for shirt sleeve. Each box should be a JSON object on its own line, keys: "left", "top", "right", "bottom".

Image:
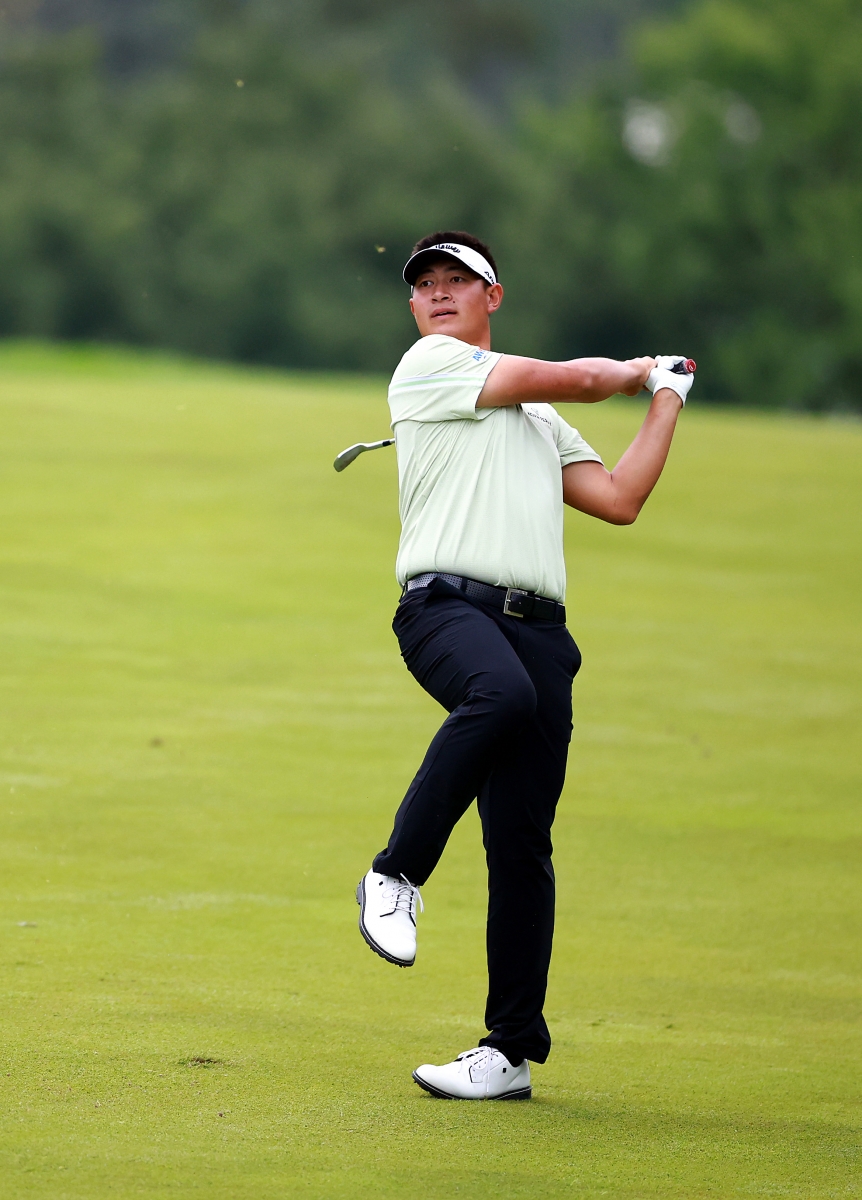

{"left": 551, "top": 410, "right": 604, "bottom": 467}
{"left": 388, "top": 335, "right": 502, "bottom": 425}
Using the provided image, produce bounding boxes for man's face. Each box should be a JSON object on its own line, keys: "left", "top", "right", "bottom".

{"left": 409, "top": 257, "right": 503, "bottom": 347}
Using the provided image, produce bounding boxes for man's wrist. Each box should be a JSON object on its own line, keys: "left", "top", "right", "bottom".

{"left": 652, "top": 386, "right": 685, "bottom": 410}
{"left": 628, "top": 357, "right": 654, "bottom": 393}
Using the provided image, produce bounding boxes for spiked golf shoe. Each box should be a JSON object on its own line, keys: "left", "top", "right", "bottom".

{"left": 412, "top": 1046, "right": 531, "bottom": 1101}
{"left": 356, "top": 869, "right": 422, "bottom": 967}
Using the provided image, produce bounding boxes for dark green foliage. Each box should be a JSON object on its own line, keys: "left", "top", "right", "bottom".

{"left": 0, "top": 19, "right": 517, "bottom": 367}
{"left": 0, "top": 32, "right": 125, "bottom": 341}
{"left": 515, "top": 0, "right": 862, "bottom": 407}
{"left": 0, "top": 0, "right": 860, "bottom": 406}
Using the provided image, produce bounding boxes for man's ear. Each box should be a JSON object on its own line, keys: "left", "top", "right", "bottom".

{"left": 487, "top": 283, "right": 504, "bottom": 315}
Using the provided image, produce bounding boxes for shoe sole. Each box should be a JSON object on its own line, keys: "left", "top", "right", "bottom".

{"left": 356, "top": 878, "right": 415, "bottom": 968}
{"left": 412, "top": 1070, "right": 532, "bottom": 1101}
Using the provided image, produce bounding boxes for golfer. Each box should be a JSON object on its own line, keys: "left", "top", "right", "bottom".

{"left": 356, "top": 231, "right": 693, "bottom": 1100}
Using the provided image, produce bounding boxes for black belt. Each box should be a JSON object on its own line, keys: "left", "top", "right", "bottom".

{"left": 405, "top": 573, "right": 566, "bottom": 624}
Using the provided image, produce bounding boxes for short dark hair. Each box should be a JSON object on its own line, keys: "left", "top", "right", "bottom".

{"left": 410, "top": 230, "right": 499, "bottom": 282}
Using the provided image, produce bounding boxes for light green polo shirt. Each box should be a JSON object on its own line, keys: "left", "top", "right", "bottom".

{"left": 388, "top": 334, "right": 602, "bottom": 603}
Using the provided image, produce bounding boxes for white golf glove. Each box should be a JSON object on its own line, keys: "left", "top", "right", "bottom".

{"left": 647, "top": 355, "right": 694, "bottom": 405}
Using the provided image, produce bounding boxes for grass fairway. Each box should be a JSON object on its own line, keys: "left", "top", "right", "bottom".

{"left": 0, "top": 342, "right": 859, "bottom": 1199}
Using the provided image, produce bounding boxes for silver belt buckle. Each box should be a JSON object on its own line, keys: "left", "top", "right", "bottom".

{"left": 503, "top": 587, "right": 528, "bottom": 617}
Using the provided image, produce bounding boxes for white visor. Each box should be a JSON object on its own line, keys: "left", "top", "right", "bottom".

{"left": 403, "top": 242, "right": 497, "bottom": 287}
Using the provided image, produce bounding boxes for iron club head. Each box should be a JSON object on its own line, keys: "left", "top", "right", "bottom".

{"left": 333, "top": 438, "right": 395, "bottom": 472}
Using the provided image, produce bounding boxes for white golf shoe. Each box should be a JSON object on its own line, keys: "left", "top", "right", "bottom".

{"left": 413, "top": 1046, "right": 531, "bottom": 1101}
{"left": 356, "top": 869, "right": 423, "bottom": 967}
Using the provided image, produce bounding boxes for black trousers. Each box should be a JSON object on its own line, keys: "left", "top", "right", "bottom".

{"left": 373, "top": 576, "right": 581, "bottom": 1064}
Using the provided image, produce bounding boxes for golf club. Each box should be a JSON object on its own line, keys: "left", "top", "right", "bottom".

{"left": 670, "top": 358, "right": 697, "bottom": 374}
{"left": 333, "top": 438, "right": 395, "bottom": 471}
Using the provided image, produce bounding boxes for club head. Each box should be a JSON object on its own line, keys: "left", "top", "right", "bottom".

{"left": 333, "top": 444, "right": 365, "bottom": 471}
{"left": 333, "top": 439, "right": 394, "bottom": 472}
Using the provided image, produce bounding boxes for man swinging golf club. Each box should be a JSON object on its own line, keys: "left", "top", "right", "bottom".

{"left": 356, "top": 230, "right": 694, "bottom": 1100}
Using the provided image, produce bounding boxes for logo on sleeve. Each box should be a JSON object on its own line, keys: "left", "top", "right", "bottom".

{"left": 472, "top": 349, "right": 489, "bottom": 362}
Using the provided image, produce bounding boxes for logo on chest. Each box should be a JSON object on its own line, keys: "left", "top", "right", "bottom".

{"left": 525, "top": 407, "right": 553, "bottom": 431}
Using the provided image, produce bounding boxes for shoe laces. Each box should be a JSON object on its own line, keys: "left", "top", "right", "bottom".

{"left": 456, "top": 1046, "right": 505, "bottom": 1085}
{"left": 382, "top": 873, "right": 424, "bottom": 918}
{"left": 456, "top": 1047, "right": 494, "bottom": 1069}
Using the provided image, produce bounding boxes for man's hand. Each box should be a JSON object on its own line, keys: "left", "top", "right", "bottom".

{"left": 646, "top": 355, "right": 694, "bottom": 405}
{"left": 478, "top": 354, "right": 656, "bottom": 408}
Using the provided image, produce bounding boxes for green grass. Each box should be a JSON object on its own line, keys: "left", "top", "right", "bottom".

{"left": 0, "top": 341, "right": 859, "bottom": 1198}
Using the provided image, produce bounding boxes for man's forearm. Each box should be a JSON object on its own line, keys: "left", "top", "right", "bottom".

{"left": 571, "top": 357, "right": 654, "bottom": 402}
{"left": 562, "top": 387, "right": 683, "bottom": 524}
{"left": 607, "top": 388, "right": 683, "bottom": 518}
{"left": 478, "top": 354, "right": 654, "bottom": 407}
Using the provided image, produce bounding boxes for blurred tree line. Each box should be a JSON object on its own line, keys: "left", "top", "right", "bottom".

{"left": 0, "top": 0, "right": 859, "bottom": 408}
